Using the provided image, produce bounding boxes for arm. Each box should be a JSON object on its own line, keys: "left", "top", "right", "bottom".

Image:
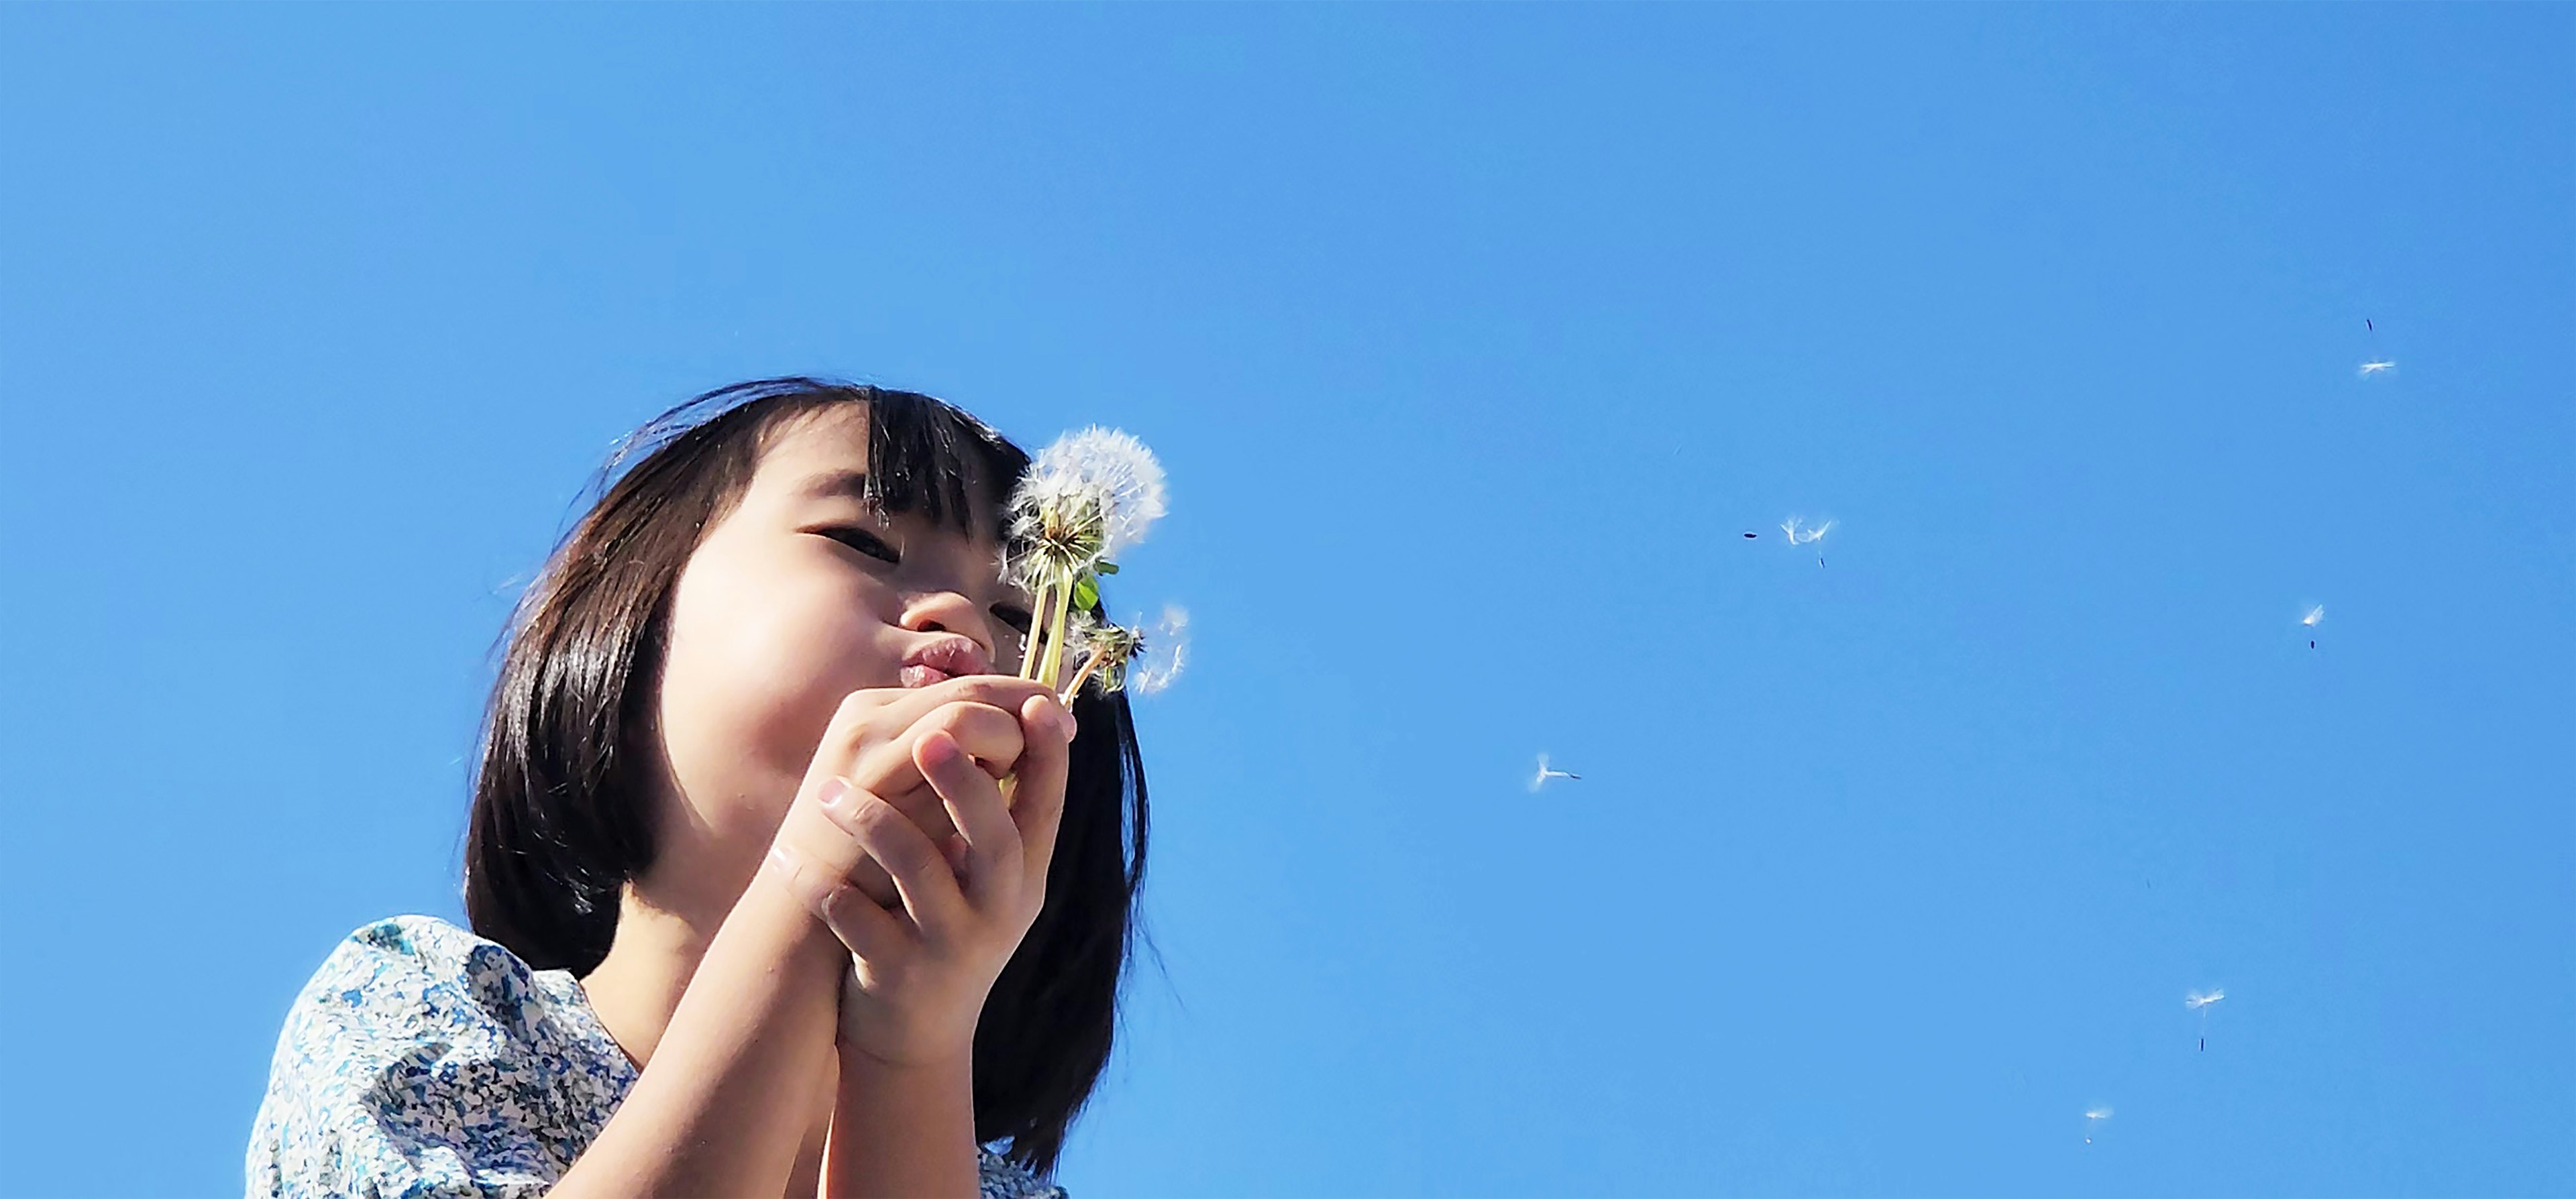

{"left": 547, "top": 874, "right": 845, "bottom": 1199}
{"left": 823, "top": 1045, "right": 981, "bottom": 1199}
{"left": 553, "top": 679, "right": 1063, "bottom": 1199}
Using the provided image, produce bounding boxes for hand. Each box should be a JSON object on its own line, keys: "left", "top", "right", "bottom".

{"left": 767, "top": 676, "right": 1057, "bottom": 910}
{"left": 768, "top": 688, "right": 1077, "bottom": 1066}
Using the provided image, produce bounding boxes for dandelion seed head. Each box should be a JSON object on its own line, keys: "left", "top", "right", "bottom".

{"left": 1005, "top": 474, "right": 1109, "bottom": 587}
{"left": 1024, "top": 426, "right": 1169, "bottom": 561}
{"left": 2301, "top": 605, "right": 2325, "bottom": 628}
{"left": 2186, "top": 988, "right": 2225, "bottom": 1011}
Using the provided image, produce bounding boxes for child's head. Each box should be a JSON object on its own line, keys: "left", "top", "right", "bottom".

{"left": 462, "top": 377, "right": 1148, "bottom": 1172}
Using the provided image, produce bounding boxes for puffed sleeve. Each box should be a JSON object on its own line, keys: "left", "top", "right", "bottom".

{"left": 977, "top": 1147, "right": 1069, "bottom": 1199}
{"left": 248, "top": 916, "right": 602, "bottom": 1199}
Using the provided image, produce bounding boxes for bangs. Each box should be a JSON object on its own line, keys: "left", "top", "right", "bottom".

{"left": 598, "top": 377, "right": 1031, "bottom": 545}
{"left": 859, "top": 387, "right": 1030, "bottom": 545}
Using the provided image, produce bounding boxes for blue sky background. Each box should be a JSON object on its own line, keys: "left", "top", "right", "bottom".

{"left": 3, "top": 6, "right": 2569, "bottom": 1196}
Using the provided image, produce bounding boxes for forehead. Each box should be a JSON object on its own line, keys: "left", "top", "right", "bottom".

{"left": 749, "top": 404, "right": 1005, "bottom": 543}
{"left": 754, "top": 403, "right": 871, "bottom": 483}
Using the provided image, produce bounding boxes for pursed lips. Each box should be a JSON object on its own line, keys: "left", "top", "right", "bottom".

{"left": 899, "top": 636, "right": 989, "bottom": 688}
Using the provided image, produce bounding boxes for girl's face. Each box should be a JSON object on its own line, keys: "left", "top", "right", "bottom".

{"left": 640, "top": 405, "right": 1032, "bottom": 918}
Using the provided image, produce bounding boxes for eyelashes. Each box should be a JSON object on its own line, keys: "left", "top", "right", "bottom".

{"left": 821, "top": 525, "right": 902, "bottom": 565}
{"left": 819, "top": 526, "right": 1033, "bottom": 635}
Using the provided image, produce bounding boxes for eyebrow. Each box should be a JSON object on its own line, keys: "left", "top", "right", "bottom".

{"left": 798, "top": 469, "right": 874, "bottom": 504}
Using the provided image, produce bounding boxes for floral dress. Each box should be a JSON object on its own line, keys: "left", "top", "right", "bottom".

{"left": 248, "top": 914, "right": 1065, "bottom": 1199}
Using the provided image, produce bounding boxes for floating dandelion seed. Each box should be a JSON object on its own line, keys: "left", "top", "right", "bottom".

{"left": 1127, "top": 606, "right": 1189, "bottom": 695}
{"left": 2302, "top": 605, "right": 2324, "bottom": 650}
{"left": 1529, "top": 753, "right": 1581, "bottom": 792}
{"left": 2084, "top": 1106, "right": 2113, "bottom": 1145}
{"left": 2186, "top": 988, "right": 2225, "bottom": 1051}
{"left": 2359, "top": 359, "right": 2396, "bottom": 378}
{"left": 1781, "top": 516, "right": 1834, "bottom": 567}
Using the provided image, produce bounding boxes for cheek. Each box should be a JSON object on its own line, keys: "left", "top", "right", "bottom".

{"left": 655, "top": 545, "right": 895, "bottom": 831}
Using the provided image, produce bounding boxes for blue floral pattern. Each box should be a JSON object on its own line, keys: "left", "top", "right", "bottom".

{"left": 248, "top": 914, "right": 1065, "bottom": 1199}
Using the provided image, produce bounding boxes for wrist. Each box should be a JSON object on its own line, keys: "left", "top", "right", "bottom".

{"left": 755, "top": 841, "right": 865, "bottom": 958}
{"left": 828, "top": 1043, "right": 980, "bottom": 1198}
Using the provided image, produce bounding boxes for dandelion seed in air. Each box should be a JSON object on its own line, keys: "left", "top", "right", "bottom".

{"left": 2359, "top": 359, "right": 2396, "bottom": 378}
{"left": 2302, "top": 604, "right": 2324, "bottom": 650}
{"left": 2186, "top": 987, "right": 2225, "bottom": 1051}
{"left": 1781, "top": 516, "right": 1834, "bottom": 567}
{"left": 2083, "top": 1106, "right": 2113, "bottom": 1145}
{"left": 1529, "top": 754, "right": 1581, "bottom": 792}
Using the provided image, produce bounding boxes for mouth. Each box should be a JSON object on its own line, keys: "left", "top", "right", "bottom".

{"left": 900, "top": 635, "right": 990, "bottom": 689}
{"left": 898, "top": 663, "right": 955, "bottom": 689}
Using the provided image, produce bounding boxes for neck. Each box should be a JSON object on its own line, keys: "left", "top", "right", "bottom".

{"left": 577, "top": 884, "right": 719, "bottom": 1070}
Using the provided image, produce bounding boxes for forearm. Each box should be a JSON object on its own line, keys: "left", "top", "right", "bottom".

{"left": 824, "top": 1045, "right": 980, "bottom": 1199}
{"left": 553, "top": 876, "right": 846, "bottom": 1198}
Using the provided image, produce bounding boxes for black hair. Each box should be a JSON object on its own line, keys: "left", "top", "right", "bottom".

{"left": 460, "top": 377, "right": 1148, "bottom": 1176}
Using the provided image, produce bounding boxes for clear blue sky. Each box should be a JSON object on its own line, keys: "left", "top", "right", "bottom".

{"left": 3, "top": 7, "right": 2569, "bottom": 1196}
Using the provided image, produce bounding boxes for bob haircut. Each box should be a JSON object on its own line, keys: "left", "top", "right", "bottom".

{"left": 461, "top": 377, "right": 1148, "bottom": 1177}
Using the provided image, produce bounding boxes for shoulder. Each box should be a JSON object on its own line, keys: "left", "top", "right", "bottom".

{"left": 978, "top": 1146, "right": 1070, "bottom": 1199}
{"left": 248, "top": 915, "right": 628, "bottom": 1198}
{"left": 307, "top": 915, "right": 547, "bottom": 1025}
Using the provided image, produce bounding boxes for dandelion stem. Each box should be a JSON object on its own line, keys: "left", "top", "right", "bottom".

{"left": 1059, "top": 646, "right": 1110, "bottom": 706}
{"left": 1036, "top": 565, "right": 1077, "bottom": 687}
{"left": 1019, "top": 576, "right": 1053, "bottom": 680}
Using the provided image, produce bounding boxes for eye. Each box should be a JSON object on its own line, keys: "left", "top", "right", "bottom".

{"left": 989, "top": 604, "right": 1034, "bottom": 636}
{"left": 820, "top": 526, "right": 901, "bottom": 565}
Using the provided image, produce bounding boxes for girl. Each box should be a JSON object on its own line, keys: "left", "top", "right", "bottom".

{"left": 248, "top": 379, "right": 1152, "bottom": 1198}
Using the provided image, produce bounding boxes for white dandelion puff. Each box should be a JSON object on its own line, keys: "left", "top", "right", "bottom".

{"left": 1529, "top": 753, "right": 1581, "bottom": 792}
{"left": 2084, "top": 1106, "right": 2113, "bottom": 1144}
{"left": 1023, "top": 426, "right": 1169, "bottom": 562}
{"left": 2301, "top": 606, "right": 2324, "bottom": 629}
{"left": 2358, "top": 359, "right": 2396, "bottom": 378}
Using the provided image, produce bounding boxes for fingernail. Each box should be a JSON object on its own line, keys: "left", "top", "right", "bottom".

{"left": 919, "top": 730, "right": 961, "bottom": 768}
{"left": 818, "top": 777, "right": 857, "bottom": 818}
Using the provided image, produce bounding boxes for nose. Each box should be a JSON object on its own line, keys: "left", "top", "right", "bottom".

{"left": 900, "top": 589, "right": 996, "bottom": 663}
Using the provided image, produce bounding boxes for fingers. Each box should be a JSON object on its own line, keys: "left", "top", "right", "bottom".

{"left": 835, "top": 780, "right": 972, "bottom": 944}
{"left": 918, "top": 728, "right": 1022, "bottom": 911}
{"left": 828, "top": 676, "right": 1057, "bottom": 764}
{"left": 1004, "top": 693, "right": 1077, "bottom": 898}
{"left": 843, "top": 701, "right": 1027, "bottom": 825}
{"left": 767, "top": 840, "right": 911, "bottom": 963}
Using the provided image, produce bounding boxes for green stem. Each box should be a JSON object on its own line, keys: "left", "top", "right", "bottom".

{"left": 1018, "top": 576, "right": 1053, "bottom": 680}
{"left": 1036, "top": 566, "right": 1077, "bottom": 688}
{"left": 1059, "top": 646, "right": 1108, "bottom": 706}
